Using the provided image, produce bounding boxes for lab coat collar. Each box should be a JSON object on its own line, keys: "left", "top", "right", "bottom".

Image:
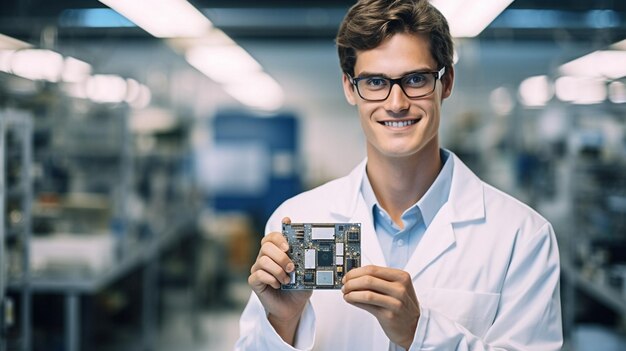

{"left": 329, "top": 151, "right": 486, "bottom": 274}
{"left": 446, "top": 152, "right": 485, "bottom": 223}
{"left": 328, "top": 158, "right": 368, "bottom": 220}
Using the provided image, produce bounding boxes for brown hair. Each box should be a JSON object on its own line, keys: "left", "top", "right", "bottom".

{"left": 336, "top": 0, "right": 453, "bottom": 77}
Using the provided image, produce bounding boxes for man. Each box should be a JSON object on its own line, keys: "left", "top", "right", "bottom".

{"left": 236, "top": 0, "right": 562, "bottom": 350}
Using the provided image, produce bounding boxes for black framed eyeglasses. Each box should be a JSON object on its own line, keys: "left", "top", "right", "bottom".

{"left": 348, "top": 67, "right": 446, "bottom": 102}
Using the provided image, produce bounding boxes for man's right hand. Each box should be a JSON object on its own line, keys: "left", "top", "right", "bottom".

{"left": 248, "top": 217, "right": 312, "bottom": 345}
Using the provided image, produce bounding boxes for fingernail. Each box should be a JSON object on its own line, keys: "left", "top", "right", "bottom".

{"left": 286, "top": 263, "right": 294, "bottom": 272}
{"left": 281, "top": 243, "right": 289, "bottom": 251}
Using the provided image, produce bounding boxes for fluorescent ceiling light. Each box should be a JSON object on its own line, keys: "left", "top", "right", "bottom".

{"left": 185, "top": 44, "right": 262, "bottom": 84}
{"left": 555, "top": 76, "right": 582, "bottom": 102}
{"left": 555, "top": 76, "right": 606, "bottom": 105}
{"left": 518, "top": 75, "right": 552, "bottom": 107}
{"left": 10, "top": 49, "right": 64, "bottom": 82}
{"left": 608, "top": 81, "right": 626, "bottom": 104}
{"left": 125, "top": 79, "right": 152, "bottom": 108}
{"left": 224, "top": 71, "right": 284, "bottom": 111}
{"left": 560, "top": 50, "right": 626, "bottom": 79}
{"left": 62, "top": 57, "right": 92, "bottom": 83}
{"left": 63, "top": 82, "right": 88, "bottom": 99}
{"left": 489, "top": 86, "right": 514, "bottom": 115}
{"left": 0, "top": 34, "right": 32, "bottom": 50}
{"left": 171, "top": 24, "right": 282, "bottom": 110}
{"left": 131, "top": 85, "right": 152, "bottom": 109}
{"left": 430, "top": 0, "right": 514, "bottom": 37}
{"left": 86, "top": 74, "right": 128, "bottom": 103}
{"left": 125, "top": 78, "right": 141, "bottom": 103}
{"left": 99, "top": 0, "right": 212, "bottom": 38}
{"left": 167, "top": 28, "right": 235, "bottom": 53}
{"left": 72, "top": 77, "right": 150, "bottom": 106}
{"left": 0, "top": 50, "right": 15, "bottom": 73}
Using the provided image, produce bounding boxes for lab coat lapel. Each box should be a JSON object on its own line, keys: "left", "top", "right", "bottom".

{"left": 328, "top": 159, "right": 365, "bottom": 219}
{"left": 404, "top": 153, "right": 486, "bottom": 279}
{"left": 329, "top": 158, "right": 387, "bottom": 267}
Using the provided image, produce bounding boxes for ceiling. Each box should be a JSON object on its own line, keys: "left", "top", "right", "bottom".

{"left": 1, "top": 0, "right": 625, "bottom": 43}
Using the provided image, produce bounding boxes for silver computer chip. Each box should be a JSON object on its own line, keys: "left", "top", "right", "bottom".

{"left": 316, "top": 270, "right": 334, "bottom": 286}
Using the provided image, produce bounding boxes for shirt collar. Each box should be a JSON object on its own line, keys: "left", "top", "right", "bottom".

{"left": 360, "top": 149, "right": 454, "bottom": 227}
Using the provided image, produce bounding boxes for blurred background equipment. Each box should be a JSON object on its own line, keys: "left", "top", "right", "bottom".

{"left": 0, "top": 0, "right": 626, "bottom": 350}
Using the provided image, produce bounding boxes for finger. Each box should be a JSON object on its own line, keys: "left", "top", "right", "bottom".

{"left": 251, "top": 255, "right": 291, "bottom": 285}
{"left": 260, "top": 232, "right": 289, "bottom": 252}
{"left": 347, "top": 301, "right": 382, "bottom": 317}
{"left": 249, "top": 269, "right": 281, "bottom": 291}
{"left": 343, "top": 266, "right": 418, "bottom": 305}
{"left": 343, "top": 265, "right": 410, "bottom": 284}
{"left": 282, "top": 217, "right": 291, "bottom": 225}
{"left": 343, "top": 290, "right": 400, "bottom": 310}
{"left": 342, "top": 274, "right": 404, "bottom": 299}
{"left": 259, "top": 241, "right": 294, "bottom": 272}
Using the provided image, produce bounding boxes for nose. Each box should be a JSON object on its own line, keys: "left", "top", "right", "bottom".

{"left": 384, "top": 83, "right": 410, "bottom": 115}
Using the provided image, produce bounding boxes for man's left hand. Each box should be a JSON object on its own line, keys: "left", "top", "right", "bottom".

{"left": 342, "top": 265, "right": 420, "bottom": 349}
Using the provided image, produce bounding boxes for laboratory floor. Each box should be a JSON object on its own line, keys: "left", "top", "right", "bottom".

{"left": 157, "top": 308, "right": 241, "bottom": 351}
{"left": 156, "top": 279, "right": 250, "bottom": 351}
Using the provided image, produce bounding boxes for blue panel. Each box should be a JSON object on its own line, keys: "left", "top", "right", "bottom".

{"left": 213, "top": 112, "right": 298, "bottom": 151}
{"left": 207, "top": 111, "right": 302, "bottom": 235}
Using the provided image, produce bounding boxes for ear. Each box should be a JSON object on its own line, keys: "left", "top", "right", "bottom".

{"left": 441, "top": 65, "right": 455, "bottom": 100}
{"left": 342, "top": 73, "right": 357, "bottom": 106}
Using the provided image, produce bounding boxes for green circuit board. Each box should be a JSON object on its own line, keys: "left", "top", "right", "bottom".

{"left": 281, "top": 223, "right": 361, "bottom": 290}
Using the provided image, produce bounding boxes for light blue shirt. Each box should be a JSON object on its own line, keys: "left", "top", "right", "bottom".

{"left": 360, "top": 149, "right": 454, "bottom": 269}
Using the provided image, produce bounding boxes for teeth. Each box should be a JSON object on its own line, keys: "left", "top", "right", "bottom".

{"left": 383, "top": 120, "right": 416, "bottom": 127}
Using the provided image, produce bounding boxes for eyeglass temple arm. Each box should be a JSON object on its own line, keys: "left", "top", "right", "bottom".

{"left": 437, "top": 66, "right": 446, "bottom": 79}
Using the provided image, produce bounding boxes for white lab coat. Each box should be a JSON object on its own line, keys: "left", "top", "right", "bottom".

{"left": 236, "top": 153, "right": 562, "bottom": 351}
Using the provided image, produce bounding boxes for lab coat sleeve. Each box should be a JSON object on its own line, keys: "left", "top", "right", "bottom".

{"left": 234, "top": 292, "right": 317, "bottom": 351}
{"left": 408, "top": 222, "right": 563, "bottom": 351}
{"left": 235, "top": 204, "right": 318, "bottom": 350}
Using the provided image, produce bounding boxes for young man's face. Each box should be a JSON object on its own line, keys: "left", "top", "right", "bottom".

{"left": 342, "top": 32, "right": 454, "bottom": 159}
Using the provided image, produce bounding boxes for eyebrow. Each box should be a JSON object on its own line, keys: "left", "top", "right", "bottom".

{"left": 355, "top": 68, "right": 437, "bottom": 79}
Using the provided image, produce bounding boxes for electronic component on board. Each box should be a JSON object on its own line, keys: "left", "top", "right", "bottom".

{"left": 281, "top": 223, "right": 361, "bottom": 290}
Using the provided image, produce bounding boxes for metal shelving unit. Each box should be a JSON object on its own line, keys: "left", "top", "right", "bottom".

{"left": 1, "top": 95, "right": 197, "bottom": 350}
{"left": 559, "top": 114, "right": 626, "bottom": 339}
{"left": 6, "top": 210, "right": 195, "bottom": 351}
{"left": 561, "top": 252, "right": 626, "bottom": 316}
{"left": 1, "top": 109, "right": 33, "bottom": 351}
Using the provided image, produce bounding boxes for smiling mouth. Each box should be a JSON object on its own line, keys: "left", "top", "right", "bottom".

{"left": 379, "top": 119, "right": 419, "bottom": 127}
